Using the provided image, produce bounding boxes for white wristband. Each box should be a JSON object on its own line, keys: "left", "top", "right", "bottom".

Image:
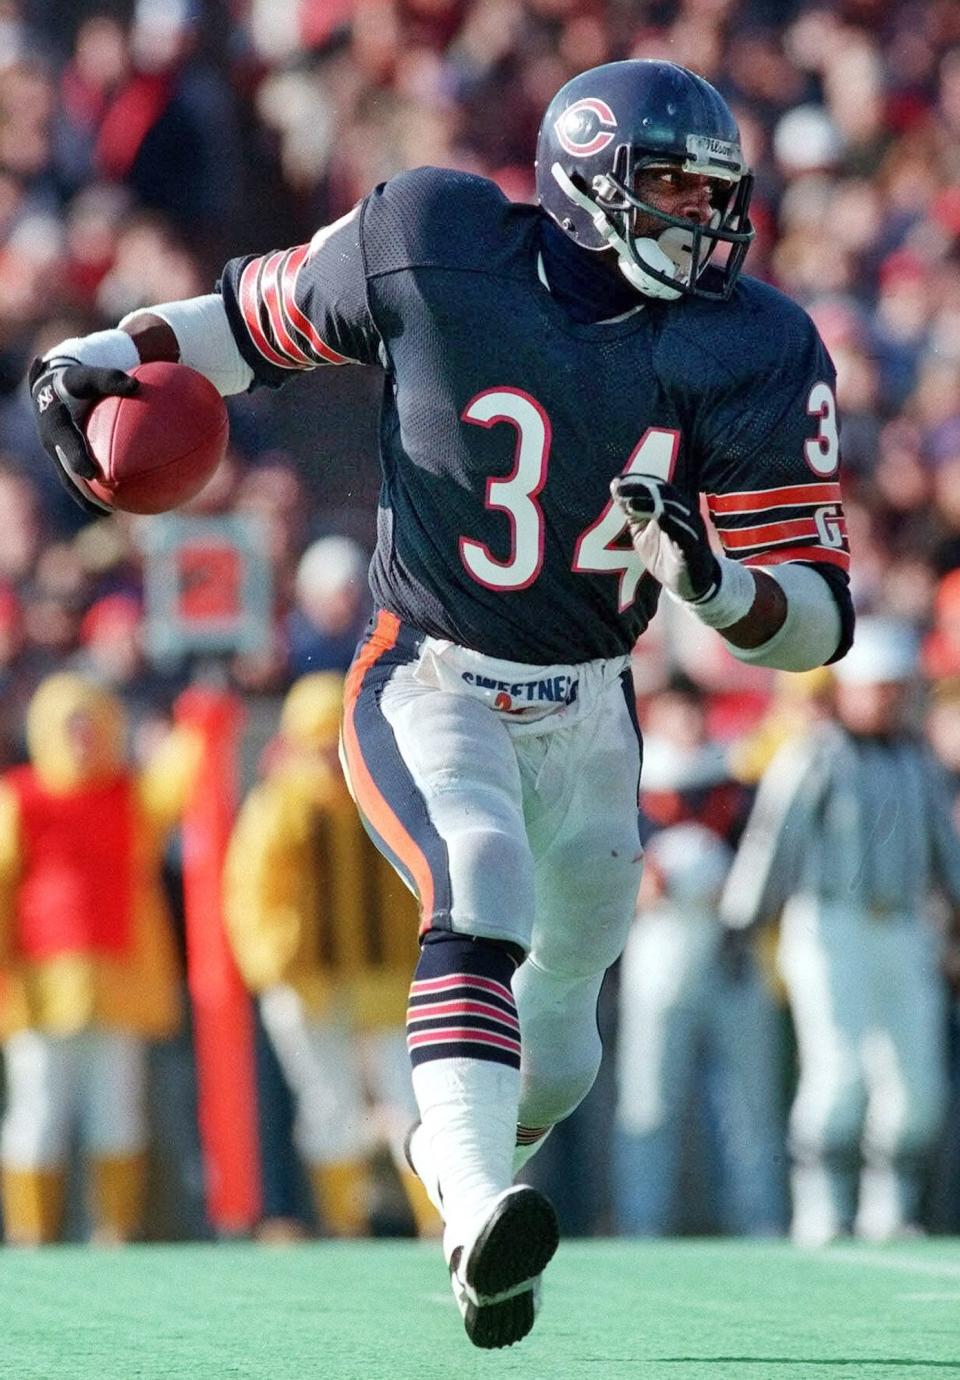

{"left": 44, "top": 329, "right": 140, "bottom": 373}
{"left": 685, "top": 554, "right": 756, "bottom": 629}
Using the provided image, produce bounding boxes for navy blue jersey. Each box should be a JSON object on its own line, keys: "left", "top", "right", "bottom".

{"left": 219, "top": 168, "right": 850, "bottom": 664}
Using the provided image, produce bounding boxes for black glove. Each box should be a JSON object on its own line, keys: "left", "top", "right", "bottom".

{"left": 29, "top": 355, "right": 139, "bottom": 512}
{"left": 611, "top": 473, "right": 720, "bottom": 603}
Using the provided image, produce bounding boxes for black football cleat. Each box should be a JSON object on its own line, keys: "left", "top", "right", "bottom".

{"left": 447, "top": 1185, "right": 559, "bottom": 1349}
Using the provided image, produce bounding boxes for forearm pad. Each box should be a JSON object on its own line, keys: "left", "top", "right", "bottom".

{"left": 119, "top": 294, "right": 254, "bottom": 397}
{"left": 723, "top": 562, "right": 842, "bottom": 671}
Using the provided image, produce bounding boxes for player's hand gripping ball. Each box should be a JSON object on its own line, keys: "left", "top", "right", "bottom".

{"left": 80, "top": 362, "right": 229, "bottom": 514}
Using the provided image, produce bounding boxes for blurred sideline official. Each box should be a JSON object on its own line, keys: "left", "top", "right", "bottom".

{"left": 722, "top": 618, "right": 960, "bottom": 1244}
{"left": 0, "top": 673, "right": 199, "bottom": 1244}
{"left": 224, "top": 672, "right": 436, "bottom": 1237}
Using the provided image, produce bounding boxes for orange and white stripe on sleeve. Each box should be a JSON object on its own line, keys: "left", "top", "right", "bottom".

{"left": 706, "top": 481, "right": 850, "bottom": 573}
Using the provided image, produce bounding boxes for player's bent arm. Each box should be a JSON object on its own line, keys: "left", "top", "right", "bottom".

{"left": 718, "top": 562, "right": 844, "bottom": 672}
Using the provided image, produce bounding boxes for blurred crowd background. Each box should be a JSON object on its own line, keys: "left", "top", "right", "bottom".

{"left": 1, "top": 0, "right": 960, "bottom": 1245}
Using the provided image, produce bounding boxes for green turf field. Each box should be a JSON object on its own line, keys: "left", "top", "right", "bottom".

{"left": 2, "top": 1238, "right": 959, "bottom": 1379}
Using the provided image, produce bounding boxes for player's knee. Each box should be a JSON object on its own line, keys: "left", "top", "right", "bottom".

{"left": 444, "top": 818, "right": 536, "bottom": 945}
{"left": 514, "top": 961, "right": 604, "bottom": 1124}
{"left": 532, "top": 868, "right": 638, "bottom": 976}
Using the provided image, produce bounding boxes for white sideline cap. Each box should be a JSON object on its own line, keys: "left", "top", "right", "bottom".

{"left": 295, "top": 536, "right": 367, "bottom": 601}
{"left": 833, "top": 615, "right": 919, "bottom": 685}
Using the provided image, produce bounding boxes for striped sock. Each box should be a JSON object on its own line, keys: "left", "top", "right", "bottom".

{"left": 407, "top": 972, "right": 521, "bottom": 1069}
{"left": 408, "top": 933, "right": 523, "bottom": 1235}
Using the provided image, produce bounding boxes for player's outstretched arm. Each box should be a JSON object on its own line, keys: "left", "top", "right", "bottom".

{"left": 29, "top": 296, "right": 254, "bottom": 509}
{"left": 612, "top": 473, "right": 842, "bottom": 671}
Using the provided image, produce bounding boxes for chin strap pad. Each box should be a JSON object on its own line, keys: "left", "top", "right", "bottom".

{"left": 550, "top": 162, "right": 685, "bottom": 301}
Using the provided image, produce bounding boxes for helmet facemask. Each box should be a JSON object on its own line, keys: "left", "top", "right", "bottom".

{"left": 550, "top": 141, "right": 755, "bottom": 303}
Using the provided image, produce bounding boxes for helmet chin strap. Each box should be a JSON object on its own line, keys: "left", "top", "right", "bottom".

{"left": 550, "top": 162, "right": 685, "bottom": 302}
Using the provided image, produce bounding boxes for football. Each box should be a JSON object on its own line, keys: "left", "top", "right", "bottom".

{"left": 82, "top": 361, "right": 228, "bottom": 514}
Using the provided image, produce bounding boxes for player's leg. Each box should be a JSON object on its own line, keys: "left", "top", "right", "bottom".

{"left": 259, "top": 985, "right": 370, "bottom": 1237}
{"left": 777, "top": 898, "right": 870, "bottom": 1246}
{"left": 513, "top": 670, "right": 644, "bottom": 1172}
{"left": 0, "top": 1029, "right": 75, "bottom": 1244}
{"left": 81, "top": 1028, "right": 148, "bottom": 1243}
{"left": 342, "top": 617, "right": 556, "bottom": 1347}
{"left": 856, "top": 914, "right": 948, "bottom": 1240}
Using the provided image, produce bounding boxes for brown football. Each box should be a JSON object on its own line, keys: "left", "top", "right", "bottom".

{"left": 82, "top": 361, "right": 228, "bottom": 514}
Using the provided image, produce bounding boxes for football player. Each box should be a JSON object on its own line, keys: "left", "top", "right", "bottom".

{"left": 30, "top": 60, "right": 853, "bottom": 1347}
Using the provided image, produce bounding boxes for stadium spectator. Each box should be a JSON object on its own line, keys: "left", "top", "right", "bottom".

{"left": 0, "top": 672, "right": 199, "bottom": 1245}
{"left": 285, "top": 535, "right": 370, "bottom": 678}
{"left": 56, "top": 2, "right": 242, "bottom": 257}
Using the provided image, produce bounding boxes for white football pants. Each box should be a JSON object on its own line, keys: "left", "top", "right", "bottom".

{"left": 346, "top": 629, "right": 644, "bottom": 1133}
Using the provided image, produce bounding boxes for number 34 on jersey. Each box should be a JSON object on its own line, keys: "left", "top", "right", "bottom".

{"left": 456, "top": 383, "right": 845, "bottom": 612}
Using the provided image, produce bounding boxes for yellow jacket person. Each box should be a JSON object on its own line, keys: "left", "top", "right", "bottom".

{"left": 224, "top": 673, "right": 435, "bottom": 1237}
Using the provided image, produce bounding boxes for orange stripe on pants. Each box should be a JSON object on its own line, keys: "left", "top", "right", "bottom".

{"left": 342, "top": 611, "right": 435, "bottom": 923}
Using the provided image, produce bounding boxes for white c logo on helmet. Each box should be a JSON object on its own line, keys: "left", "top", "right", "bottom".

{"left": 555, "top": 98, "right": 617, "bottom": 158}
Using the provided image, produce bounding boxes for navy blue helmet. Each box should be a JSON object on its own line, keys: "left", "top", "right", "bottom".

{"left": 535, "top": 60, "right": 754, "bottom": 302}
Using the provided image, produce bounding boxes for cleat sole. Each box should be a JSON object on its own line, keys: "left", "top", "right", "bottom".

{"left": 464, "top": 1288, "right": 537, "bottom": 1350}
{"left": 459, "top": 1188, "right": 559, "bottom": 1349}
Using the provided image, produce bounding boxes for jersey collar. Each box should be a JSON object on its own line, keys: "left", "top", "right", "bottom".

{"left": 538, "top": 218, "right": 645, "bottom": 325}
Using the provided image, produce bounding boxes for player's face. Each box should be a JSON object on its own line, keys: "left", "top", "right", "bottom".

{"left": 631, "top": 166, "right": 726, "bottom": 239}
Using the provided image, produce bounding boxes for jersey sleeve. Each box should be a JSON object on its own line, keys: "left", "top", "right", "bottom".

{"left": 692, "top": 298, "right": 850, "bottom": 582}
{"left": 217, "top": 206, "right": 382, "bottom": 388}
